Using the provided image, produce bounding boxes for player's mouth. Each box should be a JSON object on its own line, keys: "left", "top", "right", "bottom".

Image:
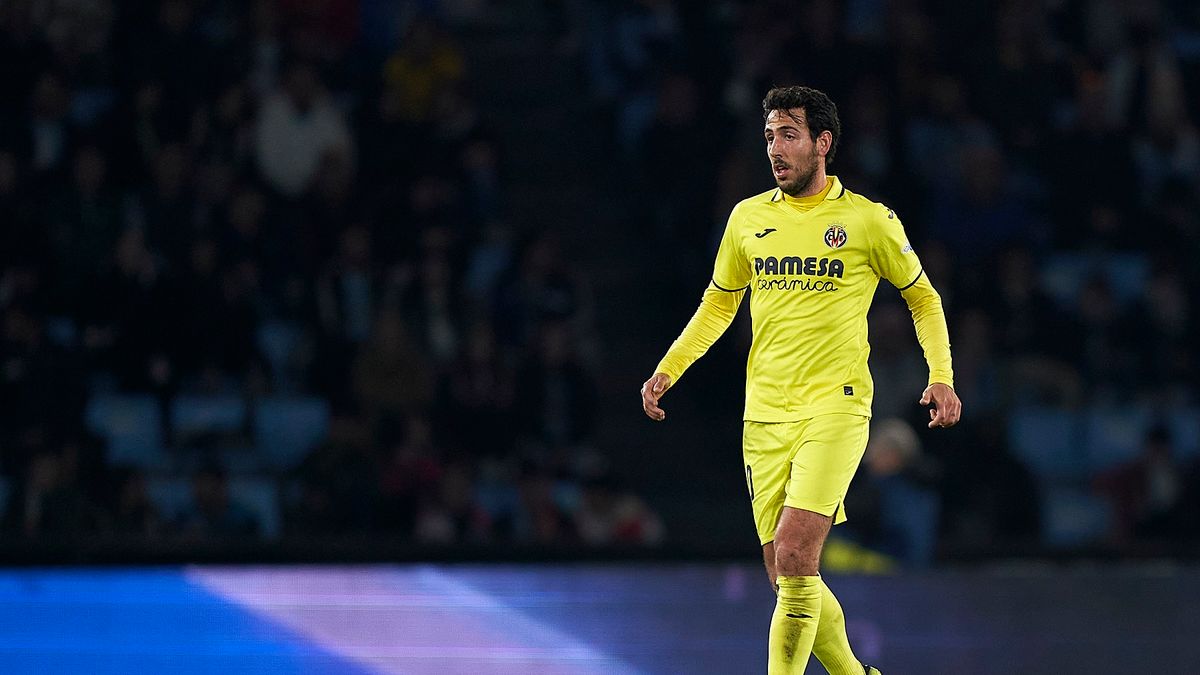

{"left": 772, "top": 163, "right": 790, "bottom": 179}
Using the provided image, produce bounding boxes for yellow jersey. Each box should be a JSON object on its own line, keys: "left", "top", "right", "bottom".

{"left": 657, "top": 176, "right": 953, "bottom": 422}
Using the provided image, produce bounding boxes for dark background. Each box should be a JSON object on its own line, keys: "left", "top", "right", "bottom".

{"left": 1, "top": 0, "right": 1198, "bottom": 566}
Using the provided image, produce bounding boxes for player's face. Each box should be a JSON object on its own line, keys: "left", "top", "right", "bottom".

{"left": 764, "top": 108, "right": 821, "bottom": 196}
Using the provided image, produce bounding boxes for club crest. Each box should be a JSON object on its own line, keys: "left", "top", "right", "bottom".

{"left": 824, "top": 224, "right": 847, "bottom": 249}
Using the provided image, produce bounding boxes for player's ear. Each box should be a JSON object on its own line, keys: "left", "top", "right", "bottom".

{"left": 816, "top": 130, "right": 832, "bottom": 157}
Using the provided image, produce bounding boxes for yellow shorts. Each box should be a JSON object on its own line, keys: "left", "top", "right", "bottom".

{"left": 743, "top": 413, "right": 870, "bottom": 545}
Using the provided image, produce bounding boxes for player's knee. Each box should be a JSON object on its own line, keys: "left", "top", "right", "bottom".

{"left": 774, "top": 508, "right": 830, "bottom": 575}
{"left": 773, "top": 537, "right": 820, "bottom": 576}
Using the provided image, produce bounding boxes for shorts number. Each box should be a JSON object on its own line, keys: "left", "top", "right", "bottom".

{"left": 745, "top": 464, "right": 754, "bottom": 499}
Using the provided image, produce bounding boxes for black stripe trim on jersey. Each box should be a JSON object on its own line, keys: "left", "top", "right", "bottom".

{"left": 898, "top": 268, "right": 925, "bottom": 291}
{"left": 712, "top": 279, "right": 749, "bottom": 292}
{"left": 835, "top": 184, "right": 846, "bottom": 199}
{"left": 771, "top": 189, "right": 782, "bottom": 202}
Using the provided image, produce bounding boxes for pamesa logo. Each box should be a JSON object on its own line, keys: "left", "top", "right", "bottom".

{"left": 753, "top": 255, "right": 844, "bottom": 292}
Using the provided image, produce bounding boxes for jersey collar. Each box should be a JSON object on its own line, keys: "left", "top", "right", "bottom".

{"left": 769, "top": 175, "right": 845, "bottom": 203}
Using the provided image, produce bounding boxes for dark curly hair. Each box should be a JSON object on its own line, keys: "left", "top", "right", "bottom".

{"left": 762, "top": 86, "right": 841, "bottom": 165}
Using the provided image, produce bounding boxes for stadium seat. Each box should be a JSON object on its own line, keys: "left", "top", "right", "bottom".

{"left": 1040, "top": 485, "right": 1112, "bottom": 548}
{"left": 145, "top": 474, "right": 191, "bottom": 523}
{"left": 1083, "top": 406, "right": 1200, "bottom": 467}
{"left": 44, "top": 316, "right": 77, "bottom": 348}
{"left": 1168, "top": 408, "right": 1200, "bottom": 460}
{"left": 146, "top": 474, "right": 281, "bottom": 539}
{"left": 253, "top": 396, "right": 331, "bottom": 469}
{"left": 1083, "top": 406, "right": 1149, "bottom": 473}
{"left": 229, "top": 477, "right": 282, "bottom": 540}
{"left": 85, "top": 394, "right": 166, "bottom": 469}
{"left": 257, "top": 320, "right": 304, "bottom": 391}
{"left": 1008, "top": 407, "right": 1086, "bottom": 481}
{"left": 170, "top": 395, "right": 248, "bottom": 440}
{"left": 1040, "top": 252, "right": 1149, "bottom": 309}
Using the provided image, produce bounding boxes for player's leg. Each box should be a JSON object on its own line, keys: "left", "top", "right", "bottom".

{"left": 811, "top": 578, "right": 869, "bottom": 675}
{"left": 764, "top": 539, "right": 869, "bottom": 675}
{"left": 768, "top": 506, "right": 828, "bottom": 674}
{"left": 744, "top": 421, "right": 812, "bottom": 673}
{"left": 774, "top": 505, "right": 830, "bottom": 574}
{"left": 769, "top": 414, "right": 872, "bottom": 674}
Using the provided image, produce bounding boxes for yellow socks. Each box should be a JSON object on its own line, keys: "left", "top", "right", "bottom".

{"left": 768, "top": 575, "right": 822, "bottom": 674}
{"left": 812, "top": 579, "right": 864, "bottom": 675}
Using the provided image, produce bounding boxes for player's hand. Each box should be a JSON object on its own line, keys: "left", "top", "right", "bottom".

{"left": 641, "top": 372, "right": 672, "bottom": 422}
{"left": 920, "top": 383, "right": 961, "bottom": 429}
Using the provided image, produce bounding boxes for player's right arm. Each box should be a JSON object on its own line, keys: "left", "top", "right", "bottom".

{"left": 642, "top": 284, "right": 746, "bottom": 420}
{"left": 642, "top": 206, "right": 751, "bottom": 422}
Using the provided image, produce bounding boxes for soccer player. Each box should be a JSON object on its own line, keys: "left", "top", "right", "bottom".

{"left": 640, "top": 86, "right": 960, "bottom": 674}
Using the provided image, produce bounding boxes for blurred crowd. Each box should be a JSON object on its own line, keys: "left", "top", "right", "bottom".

{"left": 570, "top": 0, "right": 1200, "bottom": 561}
{"left": 0, "top": 0, "right": 661, "bottom": 549}
{"left": 3, "top": 0, "right": 1200, "bottom": 563}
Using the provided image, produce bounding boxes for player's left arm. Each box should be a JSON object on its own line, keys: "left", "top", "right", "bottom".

{"left": 869, "top": 204, "right": 961, "bottom": 429}
{"left": 901, "top": 277, "right": 961, "bottom": 428}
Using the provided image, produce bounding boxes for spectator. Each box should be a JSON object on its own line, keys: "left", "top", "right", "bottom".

{"left": 13, "top": 441, "right": 99, "bottom": 538}
{"left": 377, "top": 413, "right": 442, "bottom": 534}
{"left": 0, "top": 151, "right": 41, "bottom": 269}
{"left": 1131, "top": 91, "right": 1200, "bottom": 206}
{"left": 352, "top": 307, "right": 435, "bottom": 432}
{"left": 288, "top": 414, "right": 377, "bottom": 534}
{"left": 1131, "top": 265, "right": 1195, "bottom": 394}
{"left": 1, "top": 302, "right": 87, "bottom": 461}
{"left": 404, "top": 227, "right": 461, "bottom": 365}
{"left": 46, "top": 145, "right": 122, "bottom": 306}
{"left": 312, "top": 225, "right": 378, "bottom": 405}
{"left": 107, "top": 467, "right": 161, "bottom": 537}
{"left": 640, "top": 73, "right": 720, "bottom": 269}
{"left": 508, "top": 464, "right": 576, "bottom": 545}
{"left": 381, "top": 15, "right": 464, "bottom": 126}
{"left": 928, "top": 140, "right": 1038, "bottom": 263}
{"left": 439, "top": 320, "right": 516, "bottom": 457}
{"left": 946, "top": 308, "right": 1002, "bottom": 415}
{"left": 494, "top": 232, "right": 581, "bottom": 350}
{"left": 575, "top": 474, "right": 663, "bottom": 547}
{"left": 173, "top": 462, "right": 260, "bottom": 538}
{"left": 255, "top": 61, "right": 352, "bottom": 198}
{"left": 937, "top": 416, "right": 1041, "bottom": 549}
{"left": 1075, "top": 275, "right": 1140, "bottom": 397}
{"left": 1095, "top": 425, "right": 1190, "bottom": 543}
{"left": 603, "top": 0, "right": 681, "bottom": 152}
{"left": 84, "top": 227, "right": 177, "bottom": 391}
{"left": 413, "top": 460, "right": 491, "bottom": 544}
{"left": 23, "top": 71, "right": 74, "bottom": 178}
{"left": 516, "top": 320, "right": 597, "bottom": 451}
{"left": 136, "top": 142, "right": 197, "bottom": 270}
{"left": 843, "top": 419, "right": 942, "bottom": 567}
